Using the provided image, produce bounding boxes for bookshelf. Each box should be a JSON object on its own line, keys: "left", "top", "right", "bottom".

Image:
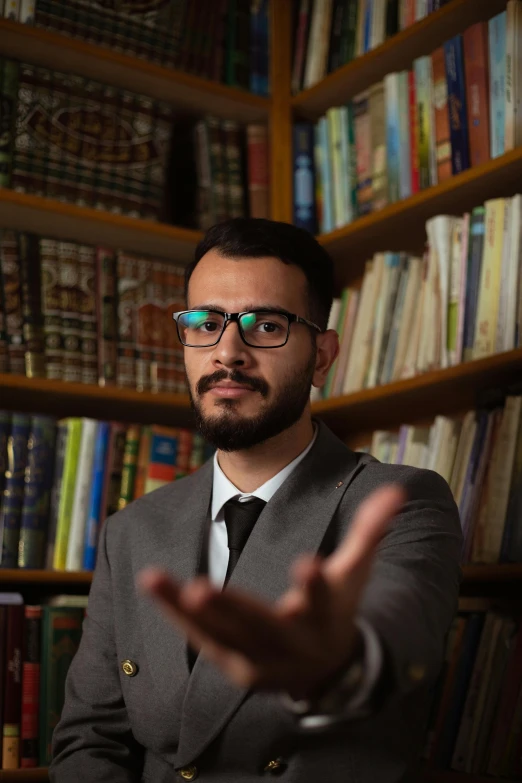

{"left": 1, "top": 1, "right": 522, "bottom": 781}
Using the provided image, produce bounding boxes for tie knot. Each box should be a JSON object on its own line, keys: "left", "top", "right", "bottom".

{"left": 224, "top": 497, "right": 266, "bottom": 553}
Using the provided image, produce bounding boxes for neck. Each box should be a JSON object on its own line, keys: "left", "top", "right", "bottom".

{"left": 216, "top": 412, "right": 315, "bottom": 493}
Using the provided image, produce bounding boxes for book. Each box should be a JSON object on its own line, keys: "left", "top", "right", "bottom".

{"left": 0, "top": 414, "right": 30, "bottom": 569}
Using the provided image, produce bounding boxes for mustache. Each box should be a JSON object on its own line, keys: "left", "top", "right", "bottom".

{"left": 196, "top": 369, "right": 269, "bottom": 397}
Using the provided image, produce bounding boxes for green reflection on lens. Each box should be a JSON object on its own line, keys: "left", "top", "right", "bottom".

{"left": 183, "top": 311, "right": 211, "bottom": 328}
{"left": 241, "top": 312, "right": 257, "bottom": 331}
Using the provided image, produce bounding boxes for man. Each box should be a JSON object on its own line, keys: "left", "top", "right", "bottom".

{"left": 51, "top": 218, "right": 462, "bottom": 783}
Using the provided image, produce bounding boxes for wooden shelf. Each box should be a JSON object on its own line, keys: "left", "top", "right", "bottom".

{"left": 0, "top": 19, "right": 270, "bottom": 124}
{"left": 461, "top": 565, "right": 522, "bottom": 583}
{"left": 0, "top": 373, "right": 193, "bottom": 428}
{"left": 0, "top": 570, "right": 92, "bottom": 585}
{"left": 292, "top": 0, "right": 506, "bottom": 119}
{"left": 311, "top": 348, "right": 522, "bottom": 436}
{"left": 319, "top": 147, "right": 522, "bottom": 282}
{"left": 0, "top": 770, "right": 48, "bottom": 781}
{"left": 424, "top": 771, "right": 518, "bottom": 783}
{"left": 0, "top": 190, "right": 202, "bottom": 260}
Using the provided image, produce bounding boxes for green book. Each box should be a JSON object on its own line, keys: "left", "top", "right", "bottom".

{"left": 52, "top": 419, "right": 82, "bottom": 571}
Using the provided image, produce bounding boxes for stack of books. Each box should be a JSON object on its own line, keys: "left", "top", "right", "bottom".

{"left": 0, "top": 412, "right": 213, "bottom": 572}
{"left": 422, "top": 604, "right": 522, "bottom": 778}
{"left": 315, "top": 196, "right": 522, "bottom": 400}
{"left": 18, "top": 0, "right": 271, "bottom": 96}
{"left": 0, "top": 593, "right": 88, "bottom": 769}
{"left": 292, "top": 0, "right": 451, "bottom": 93}
{"left": 361, "top": 391, "right": 522, "bottom": 565}
{"left": 293, "top": 3, "right": 522, "bottom": 233}
{"left": 0, "top": 232, "right": 192, "bottom": 393}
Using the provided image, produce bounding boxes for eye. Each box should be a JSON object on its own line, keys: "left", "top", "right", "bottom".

{"left": 255, "top": 319, "right": 281, "bottom": 333}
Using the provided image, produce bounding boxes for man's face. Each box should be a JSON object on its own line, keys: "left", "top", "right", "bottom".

{"left": 184, "top": 250, "right": 323, "bottom": 451}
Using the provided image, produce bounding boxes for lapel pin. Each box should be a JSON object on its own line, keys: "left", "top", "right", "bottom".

{"left": 335, "top": 481, "right": 343, "bottom": 488}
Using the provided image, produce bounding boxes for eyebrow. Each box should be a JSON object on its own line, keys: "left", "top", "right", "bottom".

{"left": 189, "top": 304, "right": 295, "bottom": 315}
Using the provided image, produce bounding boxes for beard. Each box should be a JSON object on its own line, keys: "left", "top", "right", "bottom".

{"left": 188, "top": 351, "right": 316, "bottom": 452}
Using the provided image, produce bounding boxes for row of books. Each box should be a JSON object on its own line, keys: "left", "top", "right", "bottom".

{"left": 0, "top": 412, "right": 213, "bottom": 572}
{"left": 24, "top": 0, "right": 271, "bottom": 97}
{"left": 422, "top": 606, "right": 522, "bottom": 778}
{"left": 312, "top": 196, "right": 522, "bottom": 400}
{"left": 0, "top": 232, "right": 190, "bottom": 392}
{"left": 293, "top": 6, "right": 522, "bottom": 233}
{"left": 360, "top": 393, "right": 522, "bottom": 565}
{"left": 292, "top": 0, "right": 451, "bottom": 93}
{"left": 0, "top": 593, "right": 87, "bottom": 768}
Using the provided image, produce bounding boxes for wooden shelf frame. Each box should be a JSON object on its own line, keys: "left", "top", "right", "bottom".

{"left": 311, "top": 348, "right": 522, "bottom": 436}
{"left": 318, "top": 147, "right": 522, "bottom": 281}
{"left": 0, "top": 18, "right": 271, "bottom": 124}
{"left": 292, "top": 0, "right": 507, "bottom": 119}
{"left": 0, "top": 771, "right": 49, "bottom": 781}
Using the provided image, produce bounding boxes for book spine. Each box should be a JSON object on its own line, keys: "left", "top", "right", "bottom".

{"left": 444, "top": 35, "right": 470, "bottom": 175}
{"left": 316, "top": 116, "right": 334, "bottom": 232}
{"left": 489, "top": 11, "right": 507, "bottom": 158}
{"left": 0, "top": 60, "right": 18, "bottom": 188}
{"left": 414, "top": 56, "right": 432, "bottom": 189}
{"left": 20, "top": 606, "right": 41, "bottom": 768}
{"left": 292, "top": 122, "right": 317, "bottom": 233}
{"left": 462, "top": 207, "right": 486, "bottom": 361}
{"left": 145, "top": 426, "right": 179, "bottom": 493}
{"left": 384, "top": 73, "right": 401, "bottom": 203}
{"left": 58, "top": 242, "right": 82, "bottom": 384}
{"left": 473, "top": 199, "right": 505, "bottom": 358}
{"left": 222, "top": 119, "right": 246, "bottom": 219}
{"left": 95, "top": 247, "right": 118, "bottom": 388}
{"left": 116, "top": 253, "right": 138, "bottom": 389}
{"left": 408, "top": 69, "right": 420, "bottom": 194}
{"left": 0, "top": 414, "right": 29, "bottom": 568}
{"left": 2, "top": 604, "right": 23, "bottom": 770}
{"left": 431, "top": 47, "right": 452, "bottom": 182}
{"left": 39, "top": 238, "right": 62, "bottom": 380}
{"left": 65, "top": 418, "right": 98, "bottom": 571}
{"left": 0, "top": 248, "right": 9, "bottom": 374}
{"left": 135, "top": 258, "right": 153, "bottom": 393}
{"left": 463, "top": 22, "right": 490, "bottom": 168}
{"left": 82, "top": 420, "right": 110, "bottom": 571}
{"left": 44, "top": 420, "right": 68, "bottom": 570}
{"left": 398, "top": 71, "right": 412, "bottom": 200}
{"left": 78, "top": 245, "right": 97, "bottom": 385}
{"left": 52, "top": 418, "right": 83, "bottom": 571}
{"left": 149, "top": 261, "right": 164, "bottom": 394}
{"left": 0, "top": 411, "right": 10, "bottom": 501}
{"left": 103, "top": 424, "right": 127, "bottom": 519}
{"left": 246, "top": 124, "right": 269, "bottom": 219}
{"left": 17, "top": 233, "right": 45, "bottom": 380}
{"left": 353, "top": 90, "right": 373, "bottom": 215}
{"left": 18, "top": 415, "right": 56, "bottom": 570}
{"left": 369, "top": 82, "right": 387, "bottom": 210}
{"left": 292, "top": 0, "right": 312, "bottom": 94}
{"left": 118, "top": 425, "right": 141, "bottom": 510}
{"left": 163, "top": 265, "right": 180, "bottom": 394}
{"left": 0, "top": 230, "right": 25, "bottom": 375}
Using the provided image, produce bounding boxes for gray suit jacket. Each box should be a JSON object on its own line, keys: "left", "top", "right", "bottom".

{"left": 50, "top": 421, "right": 462, "bottom": 783}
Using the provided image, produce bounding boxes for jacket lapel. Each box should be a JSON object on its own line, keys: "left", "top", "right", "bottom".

{"left": 136, "top": 459, "right": 213, "bottom": 708}
{"left": 176, "top": 422, "right": 370, "bottom": 767}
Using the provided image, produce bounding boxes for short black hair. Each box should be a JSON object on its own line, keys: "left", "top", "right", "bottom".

{"left": 184, "top": 218, "right": 335, "bottom": 331}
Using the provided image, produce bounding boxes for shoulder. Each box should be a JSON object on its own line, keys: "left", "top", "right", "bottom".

{"left": 353, "top": 458, "right": 456, "bottom": 505}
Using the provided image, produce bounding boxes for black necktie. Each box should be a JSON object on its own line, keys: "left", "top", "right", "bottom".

{"left": 223, "top": 497, "right": 266, "bottom": 585}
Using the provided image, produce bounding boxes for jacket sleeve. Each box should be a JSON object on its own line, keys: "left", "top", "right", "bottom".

{"left": 49, "top": 518, "right": 144, "bottom": 783}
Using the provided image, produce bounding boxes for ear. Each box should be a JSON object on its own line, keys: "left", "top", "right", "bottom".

{"left": 312, "top": 330, "right": 339, "bottom": 389}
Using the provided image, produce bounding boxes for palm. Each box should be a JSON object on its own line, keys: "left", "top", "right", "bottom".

{"left": 138, "top": 485, "right": 405, "bottom": 699}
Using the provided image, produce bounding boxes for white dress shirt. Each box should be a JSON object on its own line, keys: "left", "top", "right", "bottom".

{"left": 207, "top": 428, "right": 383, "bottom": 723}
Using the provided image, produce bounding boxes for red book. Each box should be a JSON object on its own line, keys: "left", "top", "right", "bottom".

{"left": 2, "top": 603, "right": 24, "bottom": 770}
{"left": 246, "top": 124, "right": 270, "bottom": 219}
{"left": 463, "top": 22, "right": 490, "bottom": 168}
{"left": 431, "top": 47, "right": 452, "bottom": 182}
{"left": 20, "top": 606, "right": 41, "bottom": 768}
{"left": 408, "top": 70, "right": 420, "bottom": 195}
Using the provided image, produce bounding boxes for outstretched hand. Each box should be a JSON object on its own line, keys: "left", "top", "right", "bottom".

{"left": 137, "top": 484, "right": 405, "bottom": 701}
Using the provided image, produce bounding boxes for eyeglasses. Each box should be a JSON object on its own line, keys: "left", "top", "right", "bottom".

{"left": 172, "top": 309, "right": 322, "bottom": 348}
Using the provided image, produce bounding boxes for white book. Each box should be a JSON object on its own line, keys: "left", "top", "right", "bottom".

{"left": 455, "top": 213, "right": 470, "bottom": 365}
{"left": 398, "top": 71, "right": 412, "bottom": 200}
{"left": 502, "top": 194, "right": 521, "bottom": 350}
{"left": 366, "top": 253, "right": 391, "bottom": 388}
{"left": 515, "top": 1, "right": 522, "bottom": 146}
{"left": 343, "top": 260, "right": 380, "bottom": 393}
{"left": 3, "top": 0, "right": 20, "bottom": 19}
{"left": 303, "top": 0, "right": 334, "bottom": 88}
{"left": 19, "top": 0, "right": 35, "bottom": 23}
{"left": 433, "top": 417, "right": 461, "bottom": 484}
{"left": 391, "top": 256, "right": 422, "bottom": 380}
{"left": 403, "top": 426, "right": 430, "bottom": 469}
{"left": 427, "top": 215, "right": 455, "bottom": 369}
{"left": 65, "top": 419, "right": 98, "bottom": 572}
{"left": 450, "top": 411, "right": 477, "bottom": 504}
{"left": 370, "top": 0, "right": 387, "bottom": 49}
{"left": 380, "top": 258, "right": 410, "bottom": 384}
{"left": 448, "top": 218, "right": 464, "bottom": 366}
{"left": 473, "top": 199, "right": 506, "bottom": 359}
{"left": 415, "top": 0, "right": 428, "bottom": 21}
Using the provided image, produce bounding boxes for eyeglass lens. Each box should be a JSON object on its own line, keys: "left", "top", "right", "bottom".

{"left": 177, "top": 311, "right": 290, "bottom": 347}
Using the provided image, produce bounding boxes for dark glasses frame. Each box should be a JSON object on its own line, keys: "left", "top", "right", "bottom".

{"left": 172, "top": 309, "right": 323, "bottom": 348}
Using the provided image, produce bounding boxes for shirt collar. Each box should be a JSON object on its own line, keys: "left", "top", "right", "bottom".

{"left": 211, "top": 425, "right": 318, "bottom": 521}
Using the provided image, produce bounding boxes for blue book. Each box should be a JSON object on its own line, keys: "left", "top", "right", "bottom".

{"left": 18, "top": 415, "right": 57, "bottom": 569}
{"left": 316, "top": 116, "right": 334, "bottom": 232}
{"left": 489, "top": 11, "right": 507, "bottom": 158}
{"left": 443, "top": 35, "right": 470, "bottom": 174}
{"left": 462, "top": 207, "right": 486, "bottom": 357}
{"left": 364, "top": 0, "right": 372, "bottom": 53}
{"left": 292, "top": 122, "right": 317, "bottom": 234}
{"left": 0, "top": 413, "right": 30, "bottom": 568}
{"left": 249, "top": 0, "right": 269, "bottom": 96}
{"left": 384, "top": 72, "right": 401, "bottom": 203}
{"left": 433, "top": 613, "right": 485, "bottom": 768}
{"left": 83, "top": 421, "right": 111, "bottom": 571}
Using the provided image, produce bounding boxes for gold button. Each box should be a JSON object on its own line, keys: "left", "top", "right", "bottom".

{"left": 264, "top": 758, "right": 282, "bottom": 772}
{"left": 121, "top": 659, "right": 138, "bottom": 677}
{"left": 408, "top": 664, "right": 426, "bottom": 682}
{"left": 178, "top": 765, "right": 198, "bottom": 781}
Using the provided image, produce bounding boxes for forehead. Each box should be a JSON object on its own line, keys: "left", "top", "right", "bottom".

{"left": 187, "top": 250, "right": 309, "bottom": 312}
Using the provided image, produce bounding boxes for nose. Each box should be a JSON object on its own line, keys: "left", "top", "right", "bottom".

{"left": 210, "top": 320, "right": 253, "bottom": 369}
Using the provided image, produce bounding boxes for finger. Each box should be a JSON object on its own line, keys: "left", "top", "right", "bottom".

{"left": 326, "top": 484, "right": 406, "bottom": 584}
{"left": 278, "top": 555, "right": 329, "bottom": 626}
